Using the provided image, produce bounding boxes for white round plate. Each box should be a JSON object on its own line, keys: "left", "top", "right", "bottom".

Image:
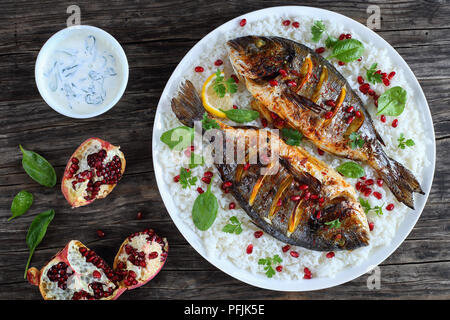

{"left": 152, "top": 6, "right": 435, "bottom": 291}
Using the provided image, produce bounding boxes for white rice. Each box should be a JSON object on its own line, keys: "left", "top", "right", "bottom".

{"left": 154, "top": 15, "right": 429, "bottom": 280}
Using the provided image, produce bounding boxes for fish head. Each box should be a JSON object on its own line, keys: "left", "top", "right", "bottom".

{"left": 226, "top": 36, "right": 292, "bottom": 80}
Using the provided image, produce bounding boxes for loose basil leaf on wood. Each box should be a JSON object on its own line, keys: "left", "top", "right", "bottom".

{"left": 281, "top": 128, "right": 303, "bottom": 146}
{"left": 24, "top": 209, "right": 55, "bottom": 278}
{"left": 221, "top": 109, "right": 260, "bottom": 123}
{"left": 160, "top": 126, "right": 194, "bottom": 151}
{"left": 336, "top": 161, "right": 365, "bottom": 178}
{"left": 328, "top": 39, "right": 364, "bottom": 63}
{"left": 192, "top": 179, "right": 218, "bottom": 231}
{"left": 19, "top": 145, "right": 56, "bottom": 187}
{"left": 9, "top": 190, "right": 33, "bottom": 221}
{"left": 376, "top": 86, "right": 407, "bottom": 116}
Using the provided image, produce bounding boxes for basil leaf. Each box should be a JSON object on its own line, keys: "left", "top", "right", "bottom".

{"left": 328, "top": 39, "right": 364, "bottom": 63}
{"left": 19, "top": 145, "right": 56, "bottom": 188}
{"left": 376, "top": 86, "right": 407, "bottom": 116}
{"left": 325, "top": 36, "right": 338, "bottom": 49}
{"left": 281, "top": 128, "right": 303, "bottom": 146}
{"left": 336, "top": 161, "right": 365, "bottom": 178}
{"left": 24, "top": 209, "right": 55, "bottom": 278}
{"left": 221, "top": 109, "right": 260, "bottom": 123}
{"left": 192, "top": 181, "right": 218, "bottom": 231}
{"left": 160, "top": 126, "right": 194, "bottom": 151}
{"left": 9, "top": 190, "right": 33, "bottom": 221}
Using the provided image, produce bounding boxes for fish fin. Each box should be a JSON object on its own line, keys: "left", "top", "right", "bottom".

{"left": 282, "top": 89, "right": 325, "bottom": 113}
{"left": 376, "top": 157, "right": 424, "bottom": 209}
{"left": 171, "top": 80, "right": 205, "bottom": 127}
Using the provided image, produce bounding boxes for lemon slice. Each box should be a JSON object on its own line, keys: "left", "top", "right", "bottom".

{"left": 201, "top": 71, "right": 234, "bottom": 118}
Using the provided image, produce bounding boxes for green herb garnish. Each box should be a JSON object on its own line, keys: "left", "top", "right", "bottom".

{"left": 222, "top": 216, "right": 243, "bottom": 235}
{"left": 192, "top": 177, "right": 218, "bottom": 231}
{"left": 213, "top": 69, "right": 238, "bottom": 98}
{"left": 328, "top": 39, "right": 365, "bottom": 63}
{"left": 202, "top": 112, "right": 220, "bottom": 131}
{"left": 258, "top": 255, "right": 283, "bottom": 278}
{"left": 365, "top": 63, "right": 382, "bottom": 84}
{"left": 281, "top": 128, "right": 303, "bottom": 146}
{"left": 336, "top": 161, "right": 365, "bottom": 178}
{"left": 324, "top": 218, "right": 341, "bottom": 229}
{"left": 24, "top": 209, "right": 55, "bottom": 278}
{"left": 376, "top": 86, "right": 407, "bottom": 116}
{"left": 325, "top": 35, "right": 338, "bottom": 48}
{"left": 397, "top": 133, "right": 415, "bottom": 149}
{"left": 19, "top": 145, "right": 57, "bottom": 188}
{"left": 221, "top": 108, "right": 260, "bottom": 123}
{"left": 359, "top": 198, "right": 384, "bottom": 216}
{"left": 349, "top": 132, "right": 365, "bottom": 149}
{"left": 179, "top": 167, "right": 197, "bottom": 189}
{"left": 9, "top": 190, "right": 33, "bottom": 221}
{"left": 311, "top": 20, "right": 326, "bottom": 42}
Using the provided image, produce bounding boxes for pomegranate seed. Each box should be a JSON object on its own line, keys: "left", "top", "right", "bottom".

{"left": 229, "top": 202, "right": 236, "bottom": 209}
{"left": 93, "top": 270, "right": 101, "bottom": 279}
{"left": 326, "top": 252, "right": 335, "bottom": 259}
{"left": 364, "top": 188, "right": 372, "bottom": 197}
{"left": 204, "top": 171, "right": 213, "bottom": 178}
{"left": 324, "top": 111, "right": 333, "bottom": 119}
{"left": 365, "top": 179, "right": 374, "bottom": 186}
{"left": 338, "top": 61, "right": 345, "bottom": 66}
{"left": 316, "top": 211, "right": 322, "bottom": 219}
{"left": 381, "top": 72, "right": 387, "bottom": 79}
{"left": 292, "top": 21, "right": 300, "bottom": 28}
{"left": 194, "top": 66, "right": 204, "bottom": 73}
{"left": 310, "top": 194, "right": 319, "bottom": 200}
{"left": 315, "top": 47, "right": 325, "bottom": 54}
{"left": 357, "top": 76, "right": 364, "bottom": 84}
{"left": 356, "top": 181, "right": 363, "bottom": 190}
{"left": 282, "top": 20, "right": 290, "bottom": 26}
{"left": 137, "top": 212, "right": 143, "bottom": 220}
{"left": 319, "top": 197, "right": 325, "bottom": 205}
{"left": 282, "top": 245, "right": 291, "bottom": 252}
{"left": 290, "top": 251, "right": 299, "bottom": 258}
{"left": 318, "top": 148, "right": 325, "bottom": 155}
{"left": 346, "top": 106, "right": 354, "bottom": 113}
{"left": 373, "top": 191, "right": 382, "bottom": 200}
{"left": 276, "top": 199, "right": 283, "bottom": 207}
{"left": 355, "top": 110, "right": 362, "bottom": 118}
{"left": 261, "top": 118, "right": 268, "bottom": 128}
{"left": 254, "top": 231, "right": 263, "bottom": 238}
{"left": 388, "top": 71, "right": 396, "bottom": 80}
{"left": 339, "top": 34, "right": 346, "bottom": 40}
{"left": 368, "top": 89, "right": 375, "bottom": 96}
{"left": 243, "top": 163, "right": 251, "bottom": 171}
{"left": 231, "top": 74, "right": 239, "bottom": 83}
{"left": 201, "top": 177, "right": 211, "bottom": 184}
{"left": 269, "top": 79, "right": 278, "bottom": 87}
{"left": 148, "top": 252, "right": 159, "bottom": 259}
{"left": 392, "top": 119, "right": 399, "bottom": 128}
{"left": 369, "top": 222, "right": 374, "bottom": 231}
{"left": 239, "top": 19, "right": 246, "bottom": 27}
{"left": 246, "top": 244, "right": 253, "bottom": 254}
{"left": 380, "top": 115, "right": 386, "bottom": 123}
{"left": 197, "top": 187, "right": 204, "bottom": 194}
{"left": 325, "top": 100, "right": 336, "bottom": 107}
{"left": 303, "top": 267, "right": 312, "bottom": 279}
{"left": 346, "top": 116, "right": 355, "bottom": 124}
{"left": 357, "top": 57, "right": 362, "bottom": 61}
{"left": 222, "top": 181, "right": 232, "bottom": 189}
{"left": 276, "top": 265, "right": 283, "bottom": 272}
{"left": 359, "top": 83, "right": 370, "bottom": 94}
{"left": 376, "top": 179, "right": 384, "bottom": 187}
{"left": 386, "top": 203, "right": 395, "bottom": 211}
{"left": 173, "top": 175, "right": 180, "bottom": 182}
{"left": 279, "top": 69, "right": 288, "bottom": 77}
{"left": 383, "top": 78, "right": 390, "bottom": 86}
{"left": 290, "top": 195, "right": 301, "bottom": 201}
{"left": 71, "top": 157, "right": 79, "bottom": 164}
{"left": 298, "top": 184, "right": 309, "bottom": 191}
{"left": 345, "top": 34, "right": 352, "bottom": 39}
{"left": 375, "top": 70, "right": 382, "bottom": 75}
{"left": 96, "top": 230, "right": 105, "bottom": 238}
{"left": 214, "top": 59, "right": 223, "bottom": 66}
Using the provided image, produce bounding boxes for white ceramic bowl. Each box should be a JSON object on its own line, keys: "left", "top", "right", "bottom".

{"left": 152, "top": 6, "right": 436, "bottom": 291}
{"left": 35, "top": 25, "right": 129, "bottom": 119}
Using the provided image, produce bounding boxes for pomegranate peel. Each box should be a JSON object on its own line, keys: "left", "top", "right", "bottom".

{"left": 61, "top": 137, "right": 126, "bottom": 208}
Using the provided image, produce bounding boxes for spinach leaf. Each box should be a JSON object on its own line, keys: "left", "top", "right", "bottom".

{"left": 9, "top": 190, "right": 33, "bottom": 221}
{"left": 19, "top": 145, "right": 56, "bottom": 188}
{"left": 281, "top": 128, "right": 303, "bottom": 146}
{"left": 192, "top": 178, "right": 218, "bottom": 231}
{"left": 376, "top": 86, "right": 407, "bottom": 116}
{"left": 160, "top": 126, "right": 194, "bottom": 151}
{"left": 328, "top": 39, "right": 364, "bottom": 63}
{"left": 221, "top": 109, "right": 260, "bottom": 123}
{"left": 336, "top": 161, "right": 365, "bottom": 178}
{"left": 24, "top": 209, "right": 55, "bottom": 278}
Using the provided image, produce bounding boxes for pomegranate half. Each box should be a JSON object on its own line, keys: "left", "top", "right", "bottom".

{"left": 27, "top": 229, "right": 168, "bottom": 300}
{"left": 61, "top": 138, "right": 126, "bottom": 208}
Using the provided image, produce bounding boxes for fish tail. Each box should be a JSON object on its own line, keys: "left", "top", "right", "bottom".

{"left": 373, "top": 156, "right": 424, "bottom": 209}
{"left": 171, "top": 80, "right": 205, "bottom": 127}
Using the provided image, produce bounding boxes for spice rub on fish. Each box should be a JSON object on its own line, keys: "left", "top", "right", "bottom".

{"left": 226, "top": 36, "right": 424, "bottom": 209}
{"left": 171, "top": 80, "right": 369, "bottom": 251}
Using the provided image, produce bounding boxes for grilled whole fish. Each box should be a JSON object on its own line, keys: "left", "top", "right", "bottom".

{"left": 171, "top": 80, "right": 369, "bottom": 251}
{"left": 227, "top": 36, "right": 424, "bottom": 209}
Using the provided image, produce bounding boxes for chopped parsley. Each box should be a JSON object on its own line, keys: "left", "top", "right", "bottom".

{"left": 202, "top": 112, "right": 220, "bottom": 131}
{"left": 311, "top": 20, "right": 326, "bottom": 42}
{"left": 213, "top": 69, "right": 237, "bottom": 98}
{"left": 324, "top": 218, "right": 341, "bottom": 229}
{"left": 349, "top": 132, "right": 365, "bottom": 149}
{"left": 258, "top": 255, "right": 283, "bottom": 278}
{"left": 365, "top": 63, "right": 382, "bottom": 84}
{"left": 179, "top": 167, "right": 197, "bottom": 189}
{"left": 397, "top": 133, "right": 415, "bottom": 149}
{"left": 359, "top": 198, "right": 384, "bottom": 216}
{"left": 222, "top": 216, "right": 243, "bottom": 235}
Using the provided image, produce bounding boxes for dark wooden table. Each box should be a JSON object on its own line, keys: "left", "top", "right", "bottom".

{"left": 0, "top": 0, "right": 448, "bottom": 300}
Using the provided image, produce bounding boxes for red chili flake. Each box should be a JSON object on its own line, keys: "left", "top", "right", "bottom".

{"left": 269, "top": 79, "right": 278, "bottom": 87}
{"left": 356, "top": 181, "right": 363, "bottom": 190}
{"left": 303, "top": 267, "right": 312, "bottom": 279}
{"left": 346, "top": 116, "right": 355, "bottom": 124}
{"left": 231, "top": 74, "right": 239, "bottom": 83}
{"left": 325, "top": 100, "right": 336, "bottom": 107}
{"left": 386, "top": 203, "right": 395, "bottom": 211}
{"left": 197, "top": 187, "right": 204, "bottom": 194}
{"left": 318, "top": 197, "right": 325, "bottom": 205}
{"left": 229, "top": 202, "right": 236, "bottom": 210}
{"left": 315, "top": 47, "right": 325, "bottom": 54}
{"left": 303, "top": 192, "right": 311, "bottom": 201}
{"left": 279, "top": 69, "right": 288, "bottom": 77}
{"left": 173, "top": 175, "right": 180, "bottom": 182}
{"left": 270, "top": 112, "right": 279, "bottom": 120}
{"left": 201, "top": 177, "right": 211, "bottom": 184}
{"left": 254, "top": 231, "right": 263, "bottom": 238}
{"left": 276, "top": 265, "right": 283, "bottom": 272}
{"left": 357, "top": 76, "right": 364, "bottom": 84}
{"left": 96, "top": 230, "right": 105, "bottom": 238}
{"left": 383, "top": 78, "right": 390, "bottom": 86}
{"left": 239, "top": 19, "right": 247, "bottom": 27}
{"left": 290, "top": 195, "right": 301, "bottom": 201}
{"left": 365, "top": 179, "right": 374, "bottom": 186}
{"left": 339, "top": 33, "right": 346, "bottom": 40}
{"left": 376, "top": 179, "right": 384, "bottom": 187}
{"left": 316, "top": 210, "right": 322, "bottom": 219}
{"left": 355, "top": 110, "right": 362, "bottom": 118}
{"left": 287, "top": 80, "right": 297, "bottom": 87}
{"left": 246, "top": 244, "right": 253, "bottom": 254}
{"left": 388, "top": 71, "right": 396, "bottom": 80}
{"left": 318, "top": 148, "right": 325, "bottom": 155}
{"left": 338, "top": 61, "right": 345, "bottom": 66}
{"left": 276, "top": 199, "right": 283, "bottom": 207}
{"left": 373, "top": 191, "right": 382, "bottom": 200}
{"left": 380, "top": 115, "right": 386, "bottom": 123}
{"left": 292, "top": 21, "right": 300, "bottom": 28}
{"left": 392, "top": 119, "right": 399, "bottom": 128}
{"left": 298, "top": 184, "right": 309, "bottom": 191}
{"left": 282, "top": 20, "right": 291, "bottom": 26}
{"left": 326, "top": 252, "right": 335, "bottom": 259}
{"left": 282, "top": 245, "right": 291, "bottom": 252}
{"left": 137, "top": 212, "right": 143, "bottom": 220}
{"left": 290, "top": 251, "right": 299, "bottom": 258}
{"left": 194, "top": 66, "right": 204, "bottom": 73}
{"left": 369, "top": 222, "right": 374, "bottom": 231}
{"left": 346, "top": 106, "right": 354, "bottom": 113}
{"left": 243, "top": 163, "right": 251, "bottom": 171}
{"left": 214, "top": 59, "right": 223, "bottom": 66}
{"left": 310, "top": 194, "right": 319, "bottom": 200}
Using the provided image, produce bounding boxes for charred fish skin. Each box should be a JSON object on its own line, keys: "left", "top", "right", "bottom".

{"left": 227, "top": 36, "right": 424, "bottom": 209}
{"left": 170, "top": 80, "right": 369, "bottom": 251}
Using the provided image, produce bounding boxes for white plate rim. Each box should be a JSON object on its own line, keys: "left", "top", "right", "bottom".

{"left": 152, "top": 6, "right": 436, "bottom": 291}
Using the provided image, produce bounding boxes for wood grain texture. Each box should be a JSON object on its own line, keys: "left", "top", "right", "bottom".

{"left": 0, "top": 0, "right": 448, "bottom": 300}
